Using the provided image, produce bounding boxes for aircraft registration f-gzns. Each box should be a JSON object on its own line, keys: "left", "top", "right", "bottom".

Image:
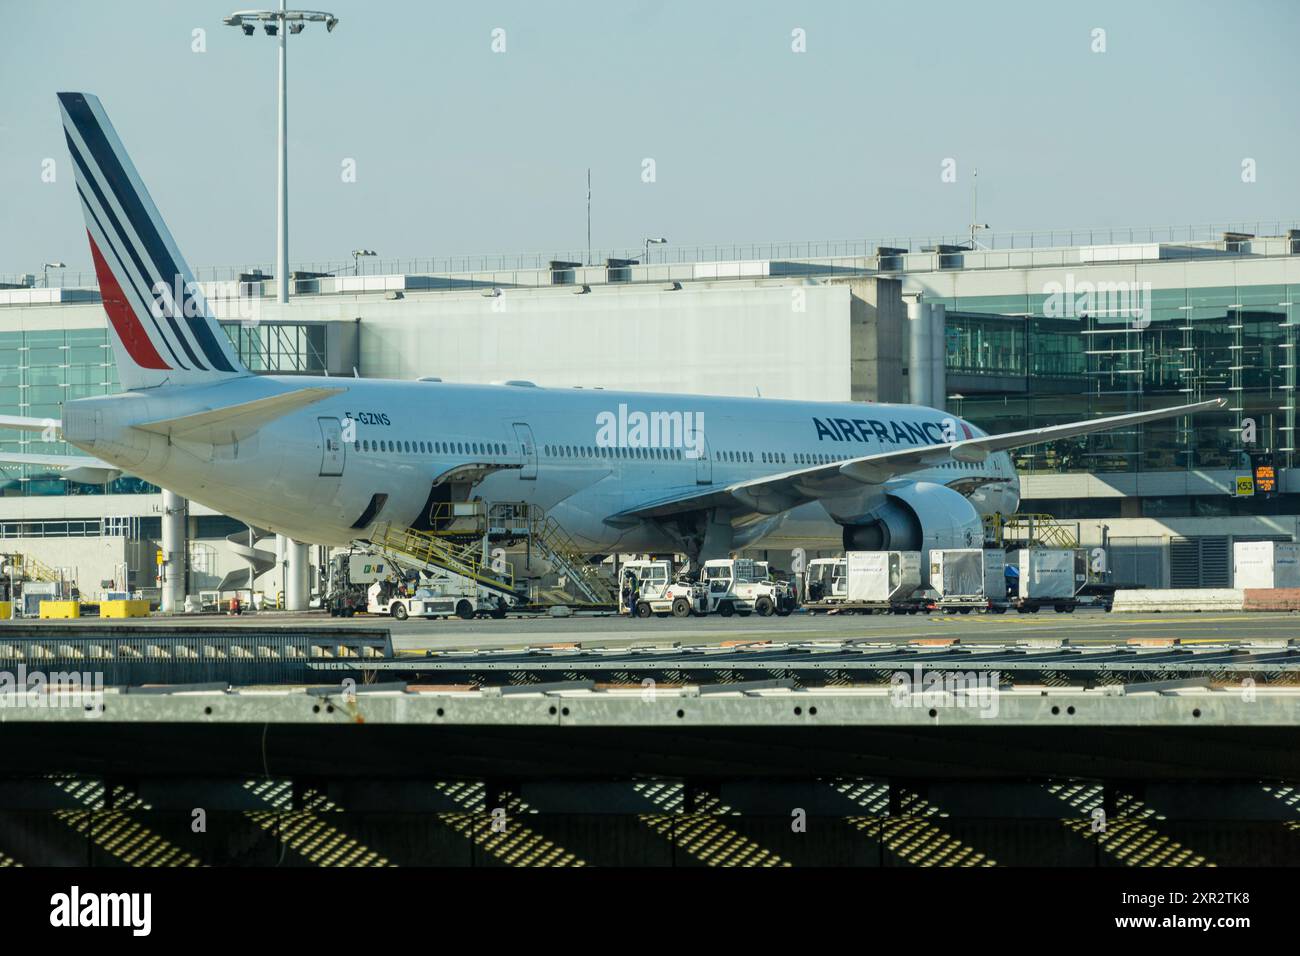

{"left": 1, "top": 93, "right": 1224, "bottom": 573}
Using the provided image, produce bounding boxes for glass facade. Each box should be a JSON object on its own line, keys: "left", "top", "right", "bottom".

{"left": 229, "top": 322, "right": 329, "bottom": 374}
{"left": 0, "top": 327, "right": 157, "bottom": 496}
{"left": 938, "top": 280, "right": 1300, "bottom": 477}
{"left": 0, "top": 321, "right": 328, "bottom": 496}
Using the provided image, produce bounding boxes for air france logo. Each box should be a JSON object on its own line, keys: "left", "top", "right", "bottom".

{"left": 595, "top": 404, "right": 705, "bottom": 459}
{"left": 813, "top": 416, "right": 961, "bottom": 445}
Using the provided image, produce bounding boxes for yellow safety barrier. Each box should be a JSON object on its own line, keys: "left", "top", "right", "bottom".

{"left": 100, "top": 599, "right": 150, "bottom": 619}
{"left": 39, "top": 600, "right": 81, "bottom": 619}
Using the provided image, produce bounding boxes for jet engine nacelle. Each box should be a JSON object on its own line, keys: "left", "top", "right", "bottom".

{"left": 841, "top": 481, "right": 984, "bottom": 554}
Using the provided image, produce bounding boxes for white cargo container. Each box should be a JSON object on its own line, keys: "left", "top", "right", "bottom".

{"left": 984, "top": 550, "right": 1009, "bottom": 601}
{"left": 1016, "top": 549, "right": 1075, "bottom": 600}
{"left": 1233, "top": 540, "right": 1300, "bottom": 589}
{"left": 929, "top": 549, "right": 985, "bottom": 599}
{"left": 845, "top": 551, "right": 921, "bottom": 603}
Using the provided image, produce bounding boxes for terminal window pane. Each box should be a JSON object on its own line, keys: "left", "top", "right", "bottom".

{"left": 26, "top": 366, "right": 61, "bottom": 387}
{"left": 24, "top": 330, "right": 65, "bottom": 366}
{"left": 28, "top": 386, "right": 64, "bottom": 405}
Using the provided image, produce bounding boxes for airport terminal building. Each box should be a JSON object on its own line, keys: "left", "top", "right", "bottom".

{"left": 1, "top": 220, "right": 1298, "bottom": 595}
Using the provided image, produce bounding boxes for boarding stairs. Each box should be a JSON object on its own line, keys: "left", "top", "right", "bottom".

{"left": 368, "top": 521, "right": 521, "bottom": 600}
{"left": 527, "top": 512, "right": 617, "bottom": 606}
{"left": 419, "top": 500, "right": 616, "bottom": 605}
{"left": 370, "top": 502, "right": 617, "bottom": 606}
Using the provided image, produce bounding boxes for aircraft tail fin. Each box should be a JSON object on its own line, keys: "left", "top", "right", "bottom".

{"left": 57, "top": 92, "right": 249, "bottom": 391}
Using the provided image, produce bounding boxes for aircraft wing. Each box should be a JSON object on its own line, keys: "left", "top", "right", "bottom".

{"left": 0, "top": 452, "right": 122, "bottom": 484}
{"left": 614, "top": 398, "right": 1225, "bottom": 521}
{"left": 0, "top": 415, "right": 61, "bottom": 435}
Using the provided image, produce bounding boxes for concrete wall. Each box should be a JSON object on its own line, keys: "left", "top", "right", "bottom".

{"left": 899, "top": 251, "right": 1300, "bottom": 302}
{"left": 0, "top": 535, "right": 128, "bottom": 596}
{"left": 843, "top": 277, "right": 905, "bottom": 403}
{"left": 349, "top": 279, "right": 856, "bottom": 401}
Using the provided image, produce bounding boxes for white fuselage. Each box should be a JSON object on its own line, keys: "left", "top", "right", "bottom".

{"left": 62, "top": 376, "right": 1020, "bottom": 554}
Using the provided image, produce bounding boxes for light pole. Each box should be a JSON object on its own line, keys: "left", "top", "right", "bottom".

{"left": 643, "top": 237, "right": 667, "bottom": 264}
{"left": 352, "top": 249, "right": 377, "bottom": 276}
{"left": 224, "top": 5, "right": 339, "bottom": 305}
{"left": 42, "top": 262, "right": 66, "bottom": 288}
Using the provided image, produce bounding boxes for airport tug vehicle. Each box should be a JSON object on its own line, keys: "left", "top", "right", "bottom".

{"left": 619, "top": 559, "right": 709, "bottom": 618}
{"left": 804, "top": 557, "right": 847, "bottom": 604}
{"left": 699, "top": 558, "right": 797, "bottom": 617}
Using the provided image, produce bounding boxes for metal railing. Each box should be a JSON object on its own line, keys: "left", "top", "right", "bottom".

{"left": 528, "top": 512, "right": 617, "bottom": 606}
{"left": 985, "top": 513, "right": 1080, "bottom": 550}
{"left": 370, "top": 521, "right": 516, "bottom": 596}
{"left": 377, "top": 506, "right": 614, "bottom": 605}
{"left": 10, "top": 552, "right": 62, "bottom": 583}
{"left": 12, "top": 219, "right": 1296, "bottom": 292}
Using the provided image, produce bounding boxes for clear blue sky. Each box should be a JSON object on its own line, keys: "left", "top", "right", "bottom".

{"left": 3, "top": 0, "right": 1298, "bottom": 276}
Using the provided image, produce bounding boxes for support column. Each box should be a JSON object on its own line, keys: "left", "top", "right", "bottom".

{"left": 275, "top": 533, "right": 287, "bottom": 605}
{"left": 930, "top": 302, "right": 947, "bottom": 412}
{"left": 285, "top": 539, "right": 310, "bottom": 611}
{"left": 907, "top": 298, "right": 932, "bottom": 407}
{"left": 160, "top": 490, "right": 187, "bottom": 613}
{"left": 276, "top": 0, "right": 289, "bottom": 304}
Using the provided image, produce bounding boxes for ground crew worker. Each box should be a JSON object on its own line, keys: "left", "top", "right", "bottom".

{"left": 1004, "top": 562, "right": 1020, "bottom": 600}
{"left": 624, "top": 571, "right": 640, "bottom": 618}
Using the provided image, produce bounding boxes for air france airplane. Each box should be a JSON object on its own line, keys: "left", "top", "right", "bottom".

{"left": 2, "top": 93, "right": 1223, "bottom": 569}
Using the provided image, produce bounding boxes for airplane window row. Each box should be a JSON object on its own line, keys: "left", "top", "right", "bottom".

{"left": 351, "top": 438, "right": 993, "bottom": 474}
{"left": 545, "top": 444, "right": 684, "bottom": 460}
{"left": 357, "top": 439, "right": 508, "bottom": 456}
{"left": 793, "top": 452, "right": 850, "bottom": 465}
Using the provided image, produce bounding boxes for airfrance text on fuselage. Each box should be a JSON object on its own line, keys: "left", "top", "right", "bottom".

{"left": 813, "top": 416, "right": 962, "bottom": 445}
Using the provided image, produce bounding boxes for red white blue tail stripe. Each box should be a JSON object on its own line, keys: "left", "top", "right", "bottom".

{"left": 58, "top": 92, "right": 246, "bottom": 388}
